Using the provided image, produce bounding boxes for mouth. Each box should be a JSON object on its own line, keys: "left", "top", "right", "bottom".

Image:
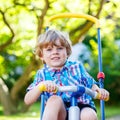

{"left": 51, "top": 57, "right": 60, "bottom": 60}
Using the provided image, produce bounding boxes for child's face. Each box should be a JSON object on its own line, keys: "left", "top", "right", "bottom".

{"left": 40, "top": 39, "right": 68, "bottom": 69}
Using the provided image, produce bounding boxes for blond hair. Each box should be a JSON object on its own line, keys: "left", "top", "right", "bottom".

{"left": 35, "top": 29, "right": 72, "bottom": 58}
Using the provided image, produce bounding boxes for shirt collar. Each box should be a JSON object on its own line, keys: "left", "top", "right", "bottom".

{"left": 44, "top": 60, "right": 70, "bottom": 77}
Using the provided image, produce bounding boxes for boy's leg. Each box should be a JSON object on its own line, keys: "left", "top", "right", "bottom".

{"left": 42, "top": 95, "right": 66, "bottom": 120}
{"left": 80, "top": 107, "right": 98, "bottom": 120}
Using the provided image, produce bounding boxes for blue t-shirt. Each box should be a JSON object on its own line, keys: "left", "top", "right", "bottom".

{"left": 27, "top": 60, "right": 97, "bottom": 108}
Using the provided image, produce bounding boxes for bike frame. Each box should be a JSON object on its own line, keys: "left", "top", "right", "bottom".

{"left": 40, "top": 13, "right": 105, "bottom": 120}
{"left": 40, "top": 85, "right": 104, "bottom": 120}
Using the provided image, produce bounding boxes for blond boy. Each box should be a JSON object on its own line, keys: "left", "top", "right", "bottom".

{"left": 24, "top": 29, "right": 109, "bottom": 120}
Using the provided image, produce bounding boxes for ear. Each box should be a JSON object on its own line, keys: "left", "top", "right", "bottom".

{"left": 38, "top": 49, "right": 45, "bottom": 61}
{"left": 39, "top": 55, "right": 45, "bottom": 64}
{"left": 39, "top": 53, "right": 43, "bottom": 61}
{"left": 40, "top": 57, "right": 44, "bottom": 61}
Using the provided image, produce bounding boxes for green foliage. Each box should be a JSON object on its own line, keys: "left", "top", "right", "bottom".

{"left": 89, "top": 40, "right": 120, "bottom": 103}
{"left": 0, "top": 0, "right": 37, "bottom": 90}
{"left": 0, "top": 0, "right": 120, "bottom": 115}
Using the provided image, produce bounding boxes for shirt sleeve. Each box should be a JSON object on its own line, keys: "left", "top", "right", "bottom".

{"left": 26, "top": 70, "right": 43, "bottom": 91}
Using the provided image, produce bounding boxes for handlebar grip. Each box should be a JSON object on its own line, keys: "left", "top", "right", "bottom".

{"left": 105, "top": 96, "right": 109, "bottom": 101}
{"left": 39, "top": 84, "right": 58, "bottom": 93}
{"left": 39, "top": 84, "right": 47, "bottom": 92}
{"left": 95, "top": 92, "right": 109, "bottom": 101}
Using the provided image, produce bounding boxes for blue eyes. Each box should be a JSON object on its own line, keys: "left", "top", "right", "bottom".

{"left": 46, "top": 48, "right": 52, "bottom": 51}
{"left": 46, "top": 47, "right": 63, "bottom": 51}
{"left": 58, "top": 47, "right": 63, "bottom": 50}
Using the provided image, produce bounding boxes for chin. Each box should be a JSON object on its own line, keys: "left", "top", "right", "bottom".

{"left": 52, "top": 64, "right": 63, "bottom": 69}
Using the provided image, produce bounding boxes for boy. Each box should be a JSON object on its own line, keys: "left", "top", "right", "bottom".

{"left": 24, "top": 29, "right": 109, "bottom": 120}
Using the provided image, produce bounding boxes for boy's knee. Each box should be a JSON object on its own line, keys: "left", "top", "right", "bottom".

{"left": 81, "top": 107, "right": 97, "bottom": 120}
{"left": 47, "top": 95, "right": 63, "bottom": 105}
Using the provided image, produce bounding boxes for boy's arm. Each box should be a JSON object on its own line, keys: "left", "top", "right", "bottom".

{"left": 91, "top": 84, "right": 100, "bottom": 92}
{"left": 24, "top": 83, "right": 43, "bottom": 105}
{"left": 24, "top": 81, "right": 57, "bottom": 105}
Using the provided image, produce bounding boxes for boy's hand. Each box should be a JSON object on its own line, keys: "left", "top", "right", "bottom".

{"left": 39, "top": 81, "right": 57, "bottom": 93}
{"left": 92, "top": 84, "right": 109, "bottom": 101}
{"left": 97, "top": 88, "right": 109, "bottom": 101}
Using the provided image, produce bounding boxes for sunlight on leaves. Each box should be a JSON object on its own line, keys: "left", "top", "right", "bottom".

{"left": 89, "top": 39, "right": 98, "bottom": 56}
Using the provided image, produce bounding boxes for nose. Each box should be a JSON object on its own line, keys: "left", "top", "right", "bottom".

{"left": 52, "top": 48, "right": 59, "bottom": 54}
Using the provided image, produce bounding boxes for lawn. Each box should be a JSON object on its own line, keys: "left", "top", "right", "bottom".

{"left": 0, "top": 102, "right": 120, "bottom": 120}
{"left": 97, "top": 104, "right": 120, "bottom": 119}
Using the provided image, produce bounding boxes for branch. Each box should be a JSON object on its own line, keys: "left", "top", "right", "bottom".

{"left": 69, "top": 0, "right": 106, "bottom": 45}
{"left": 37, "top": 0, "right": 50, "bottom": 35}
{"left": 0, "top": 10, "right": 15, "bottom": 52}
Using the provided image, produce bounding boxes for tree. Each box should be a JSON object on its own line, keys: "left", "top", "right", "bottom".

{"left": 0, "top": 0, "right": 119, "bottom": 115}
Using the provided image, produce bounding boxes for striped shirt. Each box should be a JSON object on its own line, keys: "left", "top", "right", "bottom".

{"left": 27, "top": 60, "right": 97, "bottom": 108}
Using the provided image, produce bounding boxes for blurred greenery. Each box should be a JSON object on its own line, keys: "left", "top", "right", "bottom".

{"left": 0, "top": 102, "right": 120, "bottom": 120}
{"left": 0, "top": 0, "right": 120, "bottom": 116}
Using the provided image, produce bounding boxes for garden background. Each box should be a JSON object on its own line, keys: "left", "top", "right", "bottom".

{"left": 0, "top": 0, "right": 120, "bottom": 119}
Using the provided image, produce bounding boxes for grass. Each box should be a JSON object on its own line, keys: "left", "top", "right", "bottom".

{"left": 97, "top": 104, "right": 120, "bottom": 119}
{"left": 0, "top": 102, "right": 120, "bottom": 120}
{"left": 0, "top": 102, "right": 40, "bottom": 120}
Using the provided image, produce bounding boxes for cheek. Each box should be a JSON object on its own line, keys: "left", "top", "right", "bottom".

{"left": 44, "top": 52, "right": 50, "bottom": 58}
{"left": 64, "top": 50, "right": 68, "bottom": 57}
{"left": 62, "top": 52, "right": 68, "bottom": 59}
{"left": 41, "top": 53, "right": 50, "bottom": 61}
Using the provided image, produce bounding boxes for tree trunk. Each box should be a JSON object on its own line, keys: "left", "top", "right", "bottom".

{"left": 11, "top": 56, "right": 41, "bottom": 102}
{"left": 0, "top": 78, "right": 17, "bottom": 115}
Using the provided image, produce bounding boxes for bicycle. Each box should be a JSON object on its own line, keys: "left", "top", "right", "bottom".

{"left": 39, "top": 84, "right": 109, "bottom": 120}
{"left": 39, "top": 13, "right": 108, "bottom": 120}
